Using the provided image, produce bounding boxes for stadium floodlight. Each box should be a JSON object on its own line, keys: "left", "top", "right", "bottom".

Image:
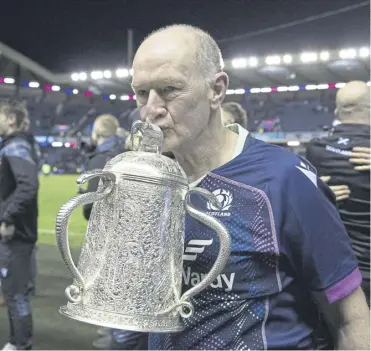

{"left": 120, "top": 95, "right": 130, "bottom": 100}
{"left": 72, "top": 89, "right": 79, "bottom": 94}
{"left": 51, "top": 85, "right": 60, "bottom": 91}
{"left": 300, "top": 52, "right": 318, "bottom": 63}
{"left": 317, "top": 84, "right": 329, "bottom": 90}
{"left": 260, "top": 87, "right": 272, "bottom": 93}
{"left": 288, "top": 85, "right": 299, "bottom": 91}
{"left": 265, "top": 56, "right": 281, "bottom": 65}
{"left": 109, "top": 94, "right": 116, "bottom": 100}
{"left": 103, "top": 70, "right": 112, "bottom": 79}
{"left": 248, "top": 57, "right": 258, "bottom": 67}
{"left": 305, "top": 85, "right": 317, "bottom": 90}
{"left": 4, "top": 78, "right": 15, "bottom": 84}
{"left": 225, "top": 89, "right": 235, "bottom": 95}
{"left": 71, "top": 73, "right": 79, "bottom": 81}
{"left": 232, "top": 58, "right": 247, "bottom": 69}
{"left": 339, "top": 48, "right": 357, "bottom": 59}
{"left": 29, "top": 82, "right": 40, "bottom": 88}
{"left": 335, "top": 82, "right": 346, "bottom": 89}
{"left": 116, "top": 68, "right": 129, "bottom": 78}
{"left": 359, "top": 47, "right": 370, "bottom": 58}
{"left": 91, "top": 71, "right": 103, "bottom": 80}
{"left": 78, "top": 72, "right": 87, "bottom": 81}
{"left": 319, "top": 51, "right": 330, "bottom": 61}
{"left": 277, "top": 86, "right": 288, "bottom": 92}
{"left": 250, "top": 88, "right": 261, "bottom": 94}
{"left": 287, "top": 141, "right": 300, "bottom": 147}
{"left": 282, "top": 55, "right": 292, "bottom": 64}
{"left": 234, "top": 89, "right": 245, "bottom": 94}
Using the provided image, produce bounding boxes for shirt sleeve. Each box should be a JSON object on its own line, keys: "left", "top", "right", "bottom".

{"left": 281, "top": 160, "right": 361, "bottom": 303}
{"left": 0, "top": 141, "right": 38, "bottom": 225}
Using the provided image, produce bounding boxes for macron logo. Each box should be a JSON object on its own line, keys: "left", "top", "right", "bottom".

{"left": 183, "top": 239, "right": 213, "bottom": 261}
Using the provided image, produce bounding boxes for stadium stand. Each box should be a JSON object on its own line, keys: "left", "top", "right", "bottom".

{"left": 0, "top": 40, "right": 369, "bottom": 172}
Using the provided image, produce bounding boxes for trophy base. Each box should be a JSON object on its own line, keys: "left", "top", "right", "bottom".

{"left": 59, "top": 304, "right": 185, "bottom": 333}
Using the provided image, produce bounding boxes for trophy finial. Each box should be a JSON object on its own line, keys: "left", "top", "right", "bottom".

{"left": 131, "top": 121, "right": 163, "bottom": 154}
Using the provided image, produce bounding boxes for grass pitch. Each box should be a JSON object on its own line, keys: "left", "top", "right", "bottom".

{"left": 38, "top": 174, "right": 87, "bottom": 247}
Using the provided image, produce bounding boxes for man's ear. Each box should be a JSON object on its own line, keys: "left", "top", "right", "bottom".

{"left": 210, "top": 72, "right": 229, "bottom": 110}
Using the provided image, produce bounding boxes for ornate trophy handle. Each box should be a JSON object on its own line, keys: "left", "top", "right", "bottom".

{"left": 55, "top": 169, "right": 116, "bottom": 304}
{"left": 178, "top": 187, "right": 231, "bottom": 318}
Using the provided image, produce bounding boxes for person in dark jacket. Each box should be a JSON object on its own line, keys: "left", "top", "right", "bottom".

{"left": 0, "top": 101, "right": 39, "bottom": 350}
{"left": 82, "top": 114, "right": 148, "bottom": 350}
{"left": 306, "top": 81, "right": 370, "bottom": 305}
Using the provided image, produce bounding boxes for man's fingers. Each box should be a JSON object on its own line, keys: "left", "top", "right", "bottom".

{"left": 352, "top": 147, "right": 371, "bottom": 153}
{"left": 333, "top": 189, "right": 351, "bottom": 197}
{"left": 320, "top": 176, "right": 331, "bottom": 183}
{"left": 349, "top": 153, "right": 371, "bottom": 160}
{"left": 349, "top": 158, "right": 370, "bottom": 164}
{"left": 336, "top": 194, "right": 350, "bottom": 201}
{"left": 354, "top": 165, "right": 371, "bottom": 171}
{"left": 329, "top": 185, "right": 349, "bottom": 192}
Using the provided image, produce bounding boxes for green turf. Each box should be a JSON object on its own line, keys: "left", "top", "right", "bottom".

{"left": 38, "top": 175, "right": 88, "bottom": 247}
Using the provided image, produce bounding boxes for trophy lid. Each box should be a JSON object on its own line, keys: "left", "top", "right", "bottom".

{"left": 104, "top": 121, "right": 188, "bottom": 187}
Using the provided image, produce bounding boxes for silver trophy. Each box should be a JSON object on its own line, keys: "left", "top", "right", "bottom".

{"left": 55, "top": 121, "right": 231, "bottom": 332}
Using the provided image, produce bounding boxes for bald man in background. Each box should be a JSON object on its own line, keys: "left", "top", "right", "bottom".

{"left": 222, "top": 102, "right": 248, "bottom": 129}
{"left": 306, "top": 81, "right": 370, "bottom": 305}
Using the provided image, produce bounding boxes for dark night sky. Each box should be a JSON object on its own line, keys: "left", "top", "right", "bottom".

{"left": 0, "top": 0, "right": 369, "bottom": 73}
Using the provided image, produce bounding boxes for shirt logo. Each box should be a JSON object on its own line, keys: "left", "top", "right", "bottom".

{"left": 206, "top": 189, "right": 233, "bottom": 217}
{"left": 183, "top": 239, "right": 213, "bottom": 261}
{"left": 182, "top": 238, "right": 235, "bottom": 291}
{"left": 337, "top": 137, "right": 349, "bottom": 145}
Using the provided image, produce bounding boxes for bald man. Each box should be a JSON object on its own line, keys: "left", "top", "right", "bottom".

{"left": 307, "top": 81, "right": 370, "bottom": 305}
{"left": 131, "top": 25, "right": 369, "bottom": 350}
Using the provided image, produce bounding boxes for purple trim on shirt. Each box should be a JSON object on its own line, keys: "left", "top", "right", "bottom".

{"left": 325, "top": 267, "right": 362, "bottom": 303}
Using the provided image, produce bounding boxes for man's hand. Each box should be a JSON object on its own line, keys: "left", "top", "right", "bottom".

{"left": 349, "top": 147, "right": 370, "bottom": 171}
{"left": 0, "top": 222, "right": 15, "bottom": 243}
{"left": 320, "top": 176, "right": 351, "bottom": 201}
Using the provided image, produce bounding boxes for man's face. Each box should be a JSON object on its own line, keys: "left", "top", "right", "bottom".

{"left": 222, "top": 109, "right": 235, "bottom": 126}
{"left": 132, "top": 36, "right": 212, "bottom": 152}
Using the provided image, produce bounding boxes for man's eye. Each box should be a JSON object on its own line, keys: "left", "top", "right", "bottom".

{"left": 137, "top": 90, "right": 148, "bottom": 97}
{"left": 163, "top": 86, "right": 177, "bottom": 93}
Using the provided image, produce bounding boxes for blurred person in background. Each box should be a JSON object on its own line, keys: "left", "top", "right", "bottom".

{"left": 132, "top": 24, "right": 369, "bottom": 350}
{"left": 222, "top": 101, "right": 248, "bottom": 129}
{"left": 306, "top": 81, "right": 370, "bottom": 305}
{"left": 82, "top": 114, "right": 126, "bottom": 219}
{"left": 82, "top": 114, "right": 148, "bottom": 350}
{"left": 0, "top": 101, "right": 40, "bottom": 350}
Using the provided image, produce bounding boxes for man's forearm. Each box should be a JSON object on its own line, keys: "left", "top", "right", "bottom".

{"left": 336, "top": 315, "right": 370, "bottom": 350}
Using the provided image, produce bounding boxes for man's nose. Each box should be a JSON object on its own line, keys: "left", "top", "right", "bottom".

{"left": 144, "top": 90, "right": 167, "bottom": 123}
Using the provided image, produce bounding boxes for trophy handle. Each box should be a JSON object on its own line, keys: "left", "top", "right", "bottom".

{"left": 179, "top": 187, "right": 231, "bottom": 318}
{"left": 55, "top": 169, "right": 116, "bottom": 304}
